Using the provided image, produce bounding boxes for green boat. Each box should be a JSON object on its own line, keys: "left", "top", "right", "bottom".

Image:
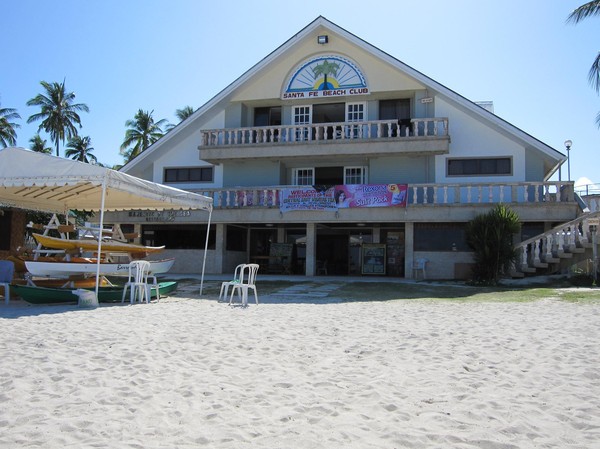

{"left": 11, "top": 281, "right": 178, "bottom": 305}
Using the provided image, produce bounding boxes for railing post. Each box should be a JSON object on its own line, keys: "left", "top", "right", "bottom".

{"left": 520, "top": 246, "right": 528, "bottom": 270}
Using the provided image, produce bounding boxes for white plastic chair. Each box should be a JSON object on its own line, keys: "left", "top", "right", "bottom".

{"left": 0, "top": 260, "right": 15, "bottom": 304}
{"left": 412, "top": 258, "right": 428, "bottom": 280}
{"left": 229, "top": 263, "right": 259, "bottom": 306}
{"left": 121, "top": 260, "right": 152, "bottom": 304}
{"left": 219, "top": 264, "right": 244, "bottom": 301}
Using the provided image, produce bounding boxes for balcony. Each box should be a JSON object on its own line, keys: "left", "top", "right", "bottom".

{"left": 199, "top": 118, "right": 450, "bottom": 163}
{"left": 195, "top": 181, "right": 576, "bottom": 218}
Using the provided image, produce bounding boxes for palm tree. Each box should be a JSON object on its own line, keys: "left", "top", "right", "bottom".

{"left": 567, "top": 1, "right": 600, "bottom": 125}
{"left": 0, "top": 102, "right": 21, "bottom": 148}
{"left": 29, "top": 134, "right": 52, "bottom": 154}
{"left": 65, "top": 135, "right": 97, "bottom": 163}
{"left": 166, "top": 106, "right": 195, "bottom": 131}
{"left": 120, "top": 109, "right": 167, "bottom": 162}
{"left": 312, "top": 60, "right": 340, "bottom": 90}
{"left": 26, "top": 80, "right": 89, "bottom": 157}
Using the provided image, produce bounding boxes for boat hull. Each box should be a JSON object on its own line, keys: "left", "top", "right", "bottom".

{"left": 11, "top": 281, "right": 178, "bottom": 304}
{"left": 33, "top": 234, "right": 165, "bottom": 253}
{"left": 25, "top": 259, "right": 175, "bottom": 277}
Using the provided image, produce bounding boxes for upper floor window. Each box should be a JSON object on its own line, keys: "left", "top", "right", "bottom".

{"left": 293, "top": 106, "right": 312, "bottom": 125}
{"left": 346, "top": 102, "right": 366, "bottom": 122}
{"left": 293, "top": 168, "right": 314, "bottom": 185}
{"left": 447, "top": 157, "right": 512, "bottom": 176}
{"left": 164, "top": 167, "right": 214, "bottom": 183}
{"left": 344, "top": 166, "right": 368, "bottom": 184}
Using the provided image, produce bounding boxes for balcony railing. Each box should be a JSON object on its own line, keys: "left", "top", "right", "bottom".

{"left": 194, "top": 181, "right": 575, "bottom": 209}
{"left": 200, "top": 118, "right": 449, "bottom": 147}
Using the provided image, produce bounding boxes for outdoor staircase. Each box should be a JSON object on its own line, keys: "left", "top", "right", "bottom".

{"left": 511, "top": 210, "right": 600, "bottom": 278}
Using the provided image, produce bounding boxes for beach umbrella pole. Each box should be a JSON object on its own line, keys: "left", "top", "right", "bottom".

{"left": 199, "top": 207, "right": 213, "bottom": 296}
{"left": 94, "top": 175, "right": 108, "bottom": 299}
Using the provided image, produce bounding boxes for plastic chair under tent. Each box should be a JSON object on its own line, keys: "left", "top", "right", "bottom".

{"left": 0, "top": 260, "right": 15, "bottom": 304}
{"left": 412, "top": 258, "right": 428, "bottom": 280}
{"left": 219, "top": 264, "right": 245, "bottom": 301}
{"left": 121, "top": 260, "right": 152, "bottom": 304}
{"left": 229, "top": 263, "right": 259, "bottom": 306}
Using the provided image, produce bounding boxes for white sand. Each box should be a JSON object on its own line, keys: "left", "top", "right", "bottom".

{"left": 1, "top": 289, "right": 599, "bottom": 448}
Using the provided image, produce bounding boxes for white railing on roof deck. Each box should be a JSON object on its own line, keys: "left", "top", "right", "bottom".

{"left": 200, "top": 118, "right": 449, "bottom": 147}
{"left": 193, "top": 181, "right": 575, "bottom": 209}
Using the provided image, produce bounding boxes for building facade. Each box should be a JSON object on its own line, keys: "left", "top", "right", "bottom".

{"left": 110, "top": 17, "right": 579, "bottom": 279}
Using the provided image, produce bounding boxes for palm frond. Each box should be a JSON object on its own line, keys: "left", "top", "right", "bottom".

{"left": 567, "top": 0, "right": 600, "bottom": 23}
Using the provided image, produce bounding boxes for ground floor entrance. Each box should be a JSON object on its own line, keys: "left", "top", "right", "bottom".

{"left": 244, "top": 223, "right": 405, "bottom": 277}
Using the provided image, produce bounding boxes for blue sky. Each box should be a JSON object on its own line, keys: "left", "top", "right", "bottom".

{"left": 2, "top": 0, "right": 598, "bottom": 186}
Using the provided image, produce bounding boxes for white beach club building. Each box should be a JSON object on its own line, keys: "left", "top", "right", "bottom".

{"left": 110, "top": 16, "right": 587, "bottom": 280}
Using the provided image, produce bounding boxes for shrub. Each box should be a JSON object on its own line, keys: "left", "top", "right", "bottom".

{"left": 466, "top": 204, "right": 521, "bottom": 285}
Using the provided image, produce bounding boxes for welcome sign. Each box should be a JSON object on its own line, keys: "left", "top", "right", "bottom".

{"left": 282, "top": 55, "right": 369, "bottom": 100}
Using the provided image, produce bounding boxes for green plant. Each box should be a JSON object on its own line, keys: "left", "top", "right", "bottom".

{"left": 466, "top": 204, "right": 521, "bottom": 285}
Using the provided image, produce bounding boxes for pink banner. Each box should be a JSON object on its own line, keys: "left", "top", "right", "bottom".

{"left": 333, "top": 184, "right": 408, "bottom": 208}
{"left": 280, "top": 184, "right": 408, "bottom": 212}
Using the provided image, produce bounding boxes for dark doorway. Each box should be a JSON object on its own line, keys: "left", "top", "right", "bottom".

{"left": 254, "top": 107, "right": 282, "bottom": 126}
{"left": 313, "top": 103, "right": 345, "bottom": 140}
{"left": 379, "top": 99, "right": 411, "bottom": 137}
{"left": 316, "top": 232, "right": 349, "bottom": 275}
{"left": 315, "top": 166, "right": 343, "bottom": 185}
{"left": 313, "top": 103, "right": 344, "bottom": 123}
{"left": 0, "top": 210, "right": 12, "bottom": 251}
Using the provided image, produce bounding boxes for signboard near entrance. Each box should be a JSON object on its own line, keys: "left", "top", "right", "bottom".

{"left": 362, "top": 244, "right": 386, "bottom": 275}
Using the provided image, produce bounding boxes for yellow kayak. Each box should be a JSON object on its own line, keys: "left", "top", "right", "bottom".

{"left": 33, "top": 234, "right": 165, "bottom": 254}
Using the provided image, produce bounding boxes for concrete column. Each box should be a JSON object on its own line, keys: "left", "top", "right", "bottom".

{"left": 277, "top": 226, "right": 285, "bottom": 243}
{"left": 404, "top": 222, "right": 414, "bottom": 279}
{"left": 372, "top": 226, "right": 381, "bottom": 244}
{"left": 306, "top": 223, "right": 316, "bottom": 276}
{"left": 133, "top": 224, "right": 142, "bottom": 244}
{"left": 213, "top": 223, "right": 225, "bottom": 274}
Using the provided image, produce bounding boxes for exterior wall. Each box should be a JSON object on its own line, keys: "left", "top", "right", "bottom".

{"left": 413, "top": 251, "right": 475, "bottom": 280}
{"left": 230, "top": 27, "right": 425, "bottom": 103}
{"left": 525, "top": 150, "right": 546, "bottom": 181}
{"left": 223, "top": 160, "right": 281, "bottom": 187}
{"left": 148, "top": 249, "right": 215, "bottom": 274}
{"left": 225, "top": 103, "right": 244, "bottom": 128}
{"left": 369, "top": 155, "right": 431, "bottom": 184}
{"left": 153, "top": 129, "right": 224, "bottom": 189}
{"left": 434, "top": 97, "right": 525, "bottom": 183}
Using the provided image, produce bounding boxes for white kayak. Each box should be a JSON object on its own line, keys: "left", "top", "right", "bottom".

{"left": 25, "top": 258, "right": 175, "bottom": 277}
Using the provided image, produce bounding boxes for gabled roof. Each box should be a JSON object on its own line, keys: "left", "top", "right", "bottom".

{"left": 122, "top": 16, "right": 565, "bottom": 177}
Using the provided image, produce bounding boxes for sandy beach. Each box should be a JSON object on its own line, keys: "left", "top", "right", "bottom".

{"left": 1, "top": 283, "right": 599, "bottom": 449}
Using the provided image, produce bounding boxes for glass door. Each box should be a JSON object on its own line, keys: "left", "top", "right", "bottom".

{"left": 346, "top": 102, "right": 365, "bottom": 138}
{"left": 293, "top": 105, "right": 312, "bottom": 141}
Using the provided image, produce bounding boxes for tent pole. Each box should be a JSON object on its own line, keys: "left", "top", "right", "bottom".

{"left": 94, "top": 175, "right": 108, "bottom": 299}
{"left": 199, "top": 207, "right": 213, "bottom": 296}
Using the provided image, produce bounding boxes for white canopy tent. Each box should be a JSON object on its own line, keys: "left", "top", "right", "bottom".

{"left": 0, "top": 147, "right": 214, "bottom": 295}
